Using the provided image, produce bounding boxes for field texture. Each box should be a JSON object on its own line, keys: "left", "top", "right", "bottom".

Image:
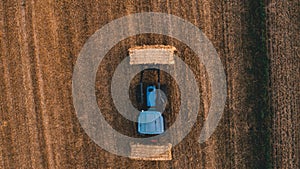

{"left": 0, "top": 0, "right": 299, "bottom": 169}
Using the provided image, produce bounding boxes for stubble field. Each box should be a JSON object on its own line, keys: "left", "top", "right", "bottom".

{"left": 0, "top": 0, "right": 299, "bottom": 168}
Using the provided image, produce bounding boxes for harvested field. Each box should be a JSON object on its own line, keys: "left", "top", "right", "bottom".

{"left": 266, "top": 0, "right": 300, "bottom": 168}
{"left": 0, "top": 0, "right": 299, "bottom": 169}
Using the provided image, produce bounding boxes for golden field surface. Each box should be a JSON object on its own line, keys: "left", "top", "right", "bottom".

{"left": 0, "top": 0, "right": 299, "bottom": 168}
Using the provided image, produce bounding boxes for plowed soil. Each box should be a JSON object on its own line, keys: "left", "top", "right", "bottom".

{"left": 0, "top": 0, "right": 299, "bottom": 169}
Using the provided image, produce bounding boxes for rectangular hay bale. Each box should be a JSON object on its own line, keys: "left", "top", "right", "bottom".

{"left": 129, "top": 143, "right": 172, "bottom": 161}
{"left": 129, "top": 45, "right": 176, "bottom": 65}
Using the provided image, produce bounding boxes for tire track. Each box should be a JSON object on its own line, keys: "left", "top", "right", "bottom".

{"left": 16, "top": 0, "right": 46, "bottom": 168}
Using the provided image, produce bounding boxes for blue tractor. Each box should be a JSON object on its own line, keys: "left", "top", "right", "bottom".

{"left": 129, "top": 45, "right": 174, "bottom": 160}
{"left": 137, "top": 69, "right": 165, "bottom": 135}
